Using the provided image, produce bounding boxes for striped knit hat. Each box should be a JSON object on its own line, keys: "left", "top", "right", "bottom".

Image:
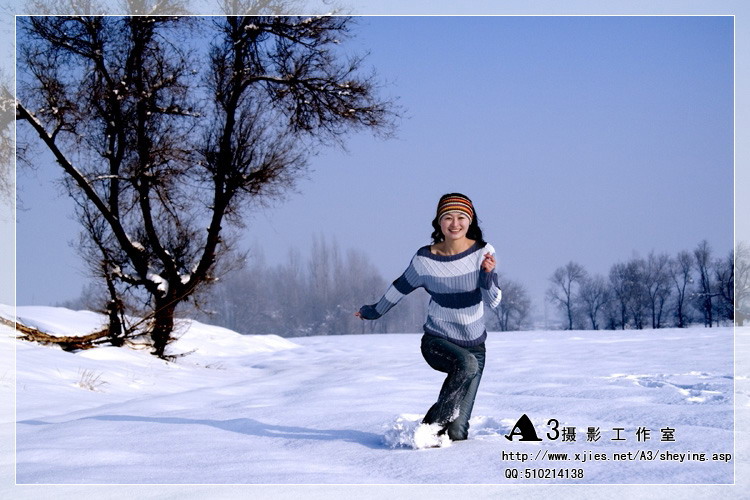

{"left": 436, "top": 194, "right": 474, "bottom": 222}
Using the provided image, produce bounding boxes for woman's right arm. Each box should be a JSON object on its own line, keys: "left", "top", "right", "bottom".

{"left": 356, "top": 256, "right": 421, "bottom": 320}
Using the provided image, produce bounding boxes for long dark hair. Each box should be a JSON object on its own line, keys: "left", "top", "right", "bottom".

{"left": 430, "top": 193, "right": 486, "bottom": 245}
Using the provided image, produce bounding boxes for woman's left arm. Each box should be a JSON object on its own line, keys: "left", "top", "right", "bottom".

{"left": 480, "top": 246, "right": 502, "bottom": 309}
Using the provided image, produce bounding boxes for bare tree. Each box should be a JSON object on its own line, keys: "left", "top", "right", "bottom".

{"left": 271, "top": 247, "right": 307, "bottom": 334}
{"left": 547, "top": 261, "right": 587, "bottom": 330}
{"left": 625, "top": 258, "right": 649, "bottom": 329}
{"left": 306, "top": 234, "right": 341, "bottom": 335}
{"left": 669, "top": 250, "right": 694, "bottom": 328}
{"left": 17, "top": 16, "right": 396, "bottom": 357}
{"left": 206, "top": 246, "right": 277, "bottom": 334}
{"left": 577, "top": 274, "right": 609, "bottom": 330}
{"left": 714, "top": 249, "right": 733, "bottom": 324}
{"left": 489, "top": 276, "right": 530, "bottom": 331}
{"left": 643, "top": 252, "right": 671, "bottom": 329}
{"left": 693, "top": 240, "right": 716, "bottom": 327}
{"left": 608, "top": 262, "right": 630, "bottom": 330}
{"left": 607, "top": 258, "right": 648, "bottom": 330}
{"left": 601, "top": 296, "right": 621, "bottom": 330}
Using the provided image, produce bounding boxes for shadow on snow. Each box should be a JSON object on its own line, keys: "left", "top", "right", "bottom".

{"left": 20, "top": 415, "right": 387, "bottom": 450}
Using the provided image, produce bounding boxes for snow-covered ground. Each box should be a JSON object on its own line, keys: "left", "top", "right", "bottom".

{"left": 1, "top": 305, "right": 747, "bottom": 498}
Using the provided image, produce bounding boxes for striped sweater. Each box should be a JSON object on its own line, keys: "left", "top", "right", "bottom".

{"left": 359, "top": 241, "right": 502, "bottom": 346}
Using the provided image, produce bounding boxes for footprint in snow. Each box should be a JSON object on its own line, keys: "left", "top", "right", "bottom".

{"left": 606, "top": 372, "right": 728, "bottom": 404}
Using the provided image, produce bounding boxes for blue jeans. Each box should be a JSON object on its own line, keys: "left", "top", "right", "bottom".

{"left": 420, "top": 334, "right": 486, "bottom": 441}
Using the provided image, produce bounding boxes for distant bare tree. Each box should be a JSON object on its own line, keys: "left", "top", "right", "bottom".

{"left": 643, "top": 252, "right": 671, "bottom": 328}
{"left": 57, "top": 280, "right": 104, "bottom": 311}
{"left": 271, "top": 247, "right": 306, "bottom": 334}
{"left": 577, "top": 274, "right": 609, "bottom": 330}
{"left": 601, "top": 295, "right": 621, "bottom": 330}
{"left": 17, "top": 16, "right": 396, "bottom": 357}
{"left": 625, "top": 258, "right": 649, "bottom": 329}
{"left": 693, "top": 240, "right": 716, "bottom": 327}
{"left": 608, "top": 262, "right": 630, "bottom": 330}
{"left": 714, "top": 249, "right": 733, "bottom": 324}
{"left": 669, "top": 250, "right": 694, "bottom": 328}
{"left": 487, "top": 276, "right": 530, "bottom": 331}
{"left": 547, "top": 261, "right": 587, "bottom": 330}
{"left": 306, "top": 234, "right": 378, "bottom": 336}
{"left": 608, "top": 258, "right": 649, "bottom": 329}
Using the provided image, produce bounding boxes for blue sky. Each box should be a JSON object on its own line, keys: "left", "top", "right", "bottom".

{"left": 8, "top": 13, "right": 738, "bottom": 323}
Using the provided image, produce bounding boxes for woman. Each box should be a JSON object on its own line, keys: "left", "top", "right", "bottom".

{"left": 356, "top": 193, "right": 502, "bottom": 441}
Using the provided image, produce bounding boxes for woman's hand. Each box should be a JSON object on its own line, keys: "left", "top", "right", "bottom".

{"left": 481, "top": 253, "right": 496, "bottom": 272}
{"left": 354, "top": 311, "right": 363, "bottom": 320}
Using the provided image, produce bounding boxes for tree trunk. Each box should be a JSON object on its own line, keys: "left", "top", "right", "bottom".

{"left": 589, "top": 312, "right": 598, "bottom": 330}
{"left": 106, "top": 299, "right": 124, "bottom": 347}
{"left": 151, "top": 297, "right": 176, "bottom": 358}
{"left": 6, "top": 316, "right": 110, "bottom": 351}
{"left": 567, "top": 303, "right": 574, "bottom": 330}
{"left": 105, "top": 272, "right": 125, "bottom": 346}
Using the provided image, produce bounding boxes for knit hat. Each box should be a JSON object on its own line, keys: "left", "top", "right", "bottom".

{"left": 436, "top": 194, "right": 474, "bottom": 222}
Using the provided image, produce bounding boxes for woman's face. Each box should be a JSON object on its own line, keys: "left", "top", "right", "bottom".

{"left": 439, "top": 212, "right": 471, "bottom": 241}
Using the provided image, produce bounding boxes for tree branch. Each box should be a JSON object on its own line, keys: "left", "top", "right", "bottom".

{"left": 16, "top": 101, "right": 149, "bottom": 279}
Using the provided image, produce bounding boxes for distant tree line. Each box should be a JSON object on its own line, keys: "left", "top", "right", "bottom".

{"left": 196, "top": 236, "right": 425, "bottom": 336}
{"left": 546, "top": 240, "right": 737, "bottom": 330}
{"left": 196, "top": 236, "right": 533, "bottom": 336}
{"left": 64, "top": 236, "right": 742, "bottom": 336}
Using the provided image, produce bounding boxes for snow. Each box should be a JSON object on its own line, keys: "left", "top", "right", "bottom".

{"left": 147, "top": 272, "right": 169, "bottom": 294}
{"left": 383, "top": 415, "right": 451, "bottom": 449}
{"left": 1, "top": 305, "right": 748, "bottom": 499}
{"left": 0, "top": 304, "right": 108, "bottom": 336}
